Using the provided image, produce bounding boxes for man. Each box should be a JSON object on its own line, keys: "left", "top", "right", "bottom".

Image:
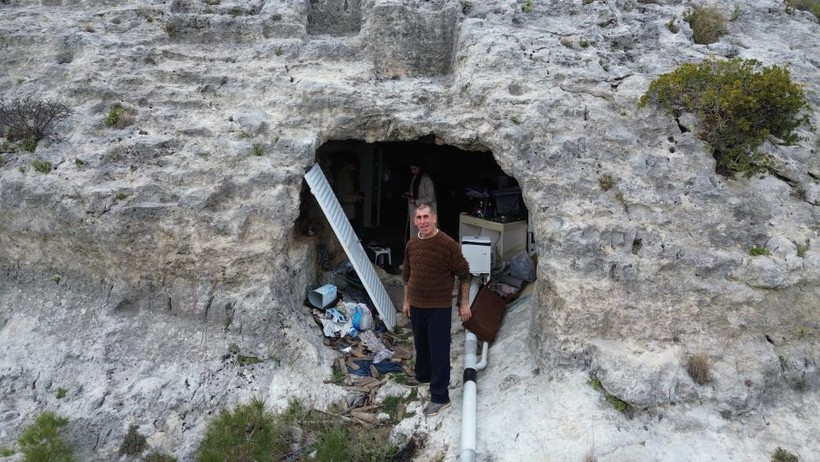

{"left": 403, "top": 159, "right": 436, "bottom": 242}
{"left": 402, "top": 203, "right": 472, "bottom": 416}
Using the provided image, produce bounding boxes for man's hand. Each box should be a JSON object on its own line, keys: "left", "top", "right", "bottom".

{"left": 403, "top": 303, "right": 411, "bottom": 319}
{"left": 459, "top": 303, "right": 472, "bottom": 323}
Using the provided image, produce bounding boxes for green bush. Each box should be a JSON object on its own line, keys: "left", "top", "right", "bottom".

{"left": 18, "top": 412, "right": 75, "bottom": 462}
{"left": 639, "top": 58, "right": 809, "bottom": 176}
{"left": 196, "top": 398, "right": 398, "bottom": 462}
{"left": 685, "top": 5, "right": 728, "bottom": 44}
{"left": 786, "top": 0, "right": 820, "bottom": 19}
{"left": 0, "top": 97, "right": 70, "bottom": 142}
{"left": 771, "top": 447, "right": 799, "bottom": 462}
{"left": 195, "top": 399, "right": 290, "bottom": 462}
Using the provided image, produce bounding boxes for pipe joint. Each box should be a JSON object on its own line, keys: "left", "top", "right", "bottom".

{"left": 463, "top": 367, "right": 477, "bottom": 383}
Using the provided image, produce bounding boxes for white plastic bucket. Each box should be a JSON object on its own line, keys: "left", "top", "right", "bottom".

{"left": 309, "top": 284, "right": 337, "bottom": 309}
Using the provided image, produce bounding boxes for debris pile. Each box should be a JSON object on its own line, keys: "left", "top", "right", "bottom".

{"left": 305, "top": 284, "right": 418, "bottom": 428}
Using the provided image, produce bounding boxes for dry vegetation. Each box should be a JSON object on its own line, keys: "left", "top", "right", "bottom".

{"left": 685, "top": 5, "right": 728, "bottom": 44}
{"left": 687, "top": 353, "right": 712, "bottom": 385}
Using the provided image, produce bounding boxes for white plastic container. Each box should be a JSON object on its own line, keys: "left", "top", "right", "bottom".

{"left": 308, "top": 284, "right": 337, "bottom": 309}
{"left": 462, "top": 236, "right": 492, "bottom": 274}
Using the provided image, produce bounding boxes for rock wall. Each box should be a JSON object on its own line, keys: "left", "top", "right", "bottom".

{"left": 0, "top": 0, "right": 818, "bottom": 459}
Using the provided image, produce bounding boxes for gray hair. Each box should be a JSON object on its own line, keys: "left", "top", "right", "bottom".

{"left": 414, "top": 202, "right": 437, "bottom": 215}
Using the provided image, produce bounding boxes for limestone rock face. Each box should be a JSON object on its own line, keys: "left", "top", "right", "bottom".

{"left": 0, "top": 0, "right": 818, "bottom": 459}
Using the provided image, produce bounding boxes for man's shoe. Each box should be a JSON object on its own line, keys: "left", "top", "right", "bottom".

{"left": 422, "top": 400, "right": 451, "bottom": 416}
{"left": 404, "top": 377, "right": 422, "bottom": 387}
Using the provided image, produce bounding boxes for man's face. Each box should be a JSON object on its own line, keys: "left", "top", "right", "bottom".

{"left": 414, "top": 205, "right": 437, "bottom": 238}
{"left": 409, "top": 165, "right": 421, "bottom": 176}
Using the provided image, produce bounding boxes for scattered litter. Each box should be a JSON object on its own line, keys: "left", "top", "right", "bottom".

{"left": 347, "top": 359, "right": 404, "bottom": 377}
{"left": 359, "top": 330, "right": 393, "bottom": 364}
{"left": 305, "top": 272, "right": 418, "bottom": 424}
{"left": 308, "top": 284, "right": 338, "bottom": 309}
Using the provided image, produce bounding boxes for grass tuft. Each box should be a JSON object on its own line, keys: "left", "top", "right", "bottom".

{"left": 598, "top": 174, "right": 615, "bottom": 191}
{"left": 144, "top": 450, "right": 178, "bottom": 462}
{"left": 382, "top": 396, "right": 401, "bottom": 422}
{"left": 786, "top": 0, "right": 820, "bottom": 19}
{"left": 687, "top": 353, "right": 712, "bottom": 385}
{"left": 666, "top": 16, "right": 679, "bottom": 33}
{"left": 119, "top": 424, "right": 147, "bottom": 456}
{"left": 32, "top": 159, "right": 52, "bottom": 173}
{"left": 749, "top": 245, "right": 771, "bottom": 257}
{"left": 21, "top": 137, "right": 38, "bottom": 152}
{"left": 106, "top": 104, "right": 133, "bottom": 129}
{"left": 771, "top": 447, "right": 799, "bottom": 462}
{"left": 587, "top": 375, "right": 603, "bottom": 392}
{"left": 685, "top": 5, "right": 728, "bottom": 44}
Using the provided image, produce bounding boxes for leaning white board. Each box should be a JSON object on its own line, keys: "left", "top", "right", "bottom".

{"left": 304, "top": 163, "right": 397, "bottom": 331}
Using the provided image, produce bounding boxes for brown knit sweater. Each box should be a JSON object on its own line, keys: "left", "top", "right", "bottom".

{"left": 402, "top": 230, "right": 470, "bottom": 308}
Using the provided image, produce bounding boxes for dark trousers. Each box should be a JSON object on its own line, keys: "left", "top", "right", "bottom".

{"left": 410, "top": 306, "right": 452, "bottom": 404}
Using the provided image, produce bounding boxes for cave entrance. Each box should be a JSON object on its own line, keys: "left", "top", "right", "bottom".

{"left": 302, "top": 137, "right": 535, "bottom": 329}
{"left": 311, "top": 137, "right": 532, "bottom": 271}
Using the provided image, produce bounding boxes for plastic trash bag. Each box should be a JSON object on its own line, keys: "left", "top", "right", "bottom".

{"left": 509, "top": 251, "right": 536, "bottom": 282}
{"left": 343, "top": 302, "right": 373, "bottom": 331}
{"left": 360, "top": 330, "right": 393, "bottom": 364}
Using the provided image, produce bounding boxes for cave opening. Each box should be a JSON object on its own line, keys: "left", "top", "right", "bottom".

{"left": 302, "top": 137, "right": 533, "bottom": 275}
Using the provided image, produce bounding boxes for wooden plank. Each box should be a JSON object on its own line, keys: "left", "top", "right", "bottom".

{"left": 354, "top": 376, "right": 377, "bottom": 387}
{"left": 343, "top": 386, "right": 372, "bottom": 393}
{"left": 392, "top": 348, "right": 412, "bottom": 359}
{"left": 350, "top": 411, "right": 377, "bottom": 424}
{"left": 352, "top": 416, "right": 374, "bottom": 428}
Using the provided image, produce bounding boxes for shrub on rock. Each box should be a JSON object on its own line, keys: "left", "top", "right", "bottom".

{"left": 640, "top": 58, "right": 810, "bottom": 177}
{"left": 0, "top": 97, "right": 70, "bottom": 142}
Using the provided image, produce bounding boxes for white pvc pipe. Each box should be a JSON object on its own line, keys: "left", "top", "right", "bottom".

{"left": 461, "top": 279, "right": 486, "bottom": 462}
